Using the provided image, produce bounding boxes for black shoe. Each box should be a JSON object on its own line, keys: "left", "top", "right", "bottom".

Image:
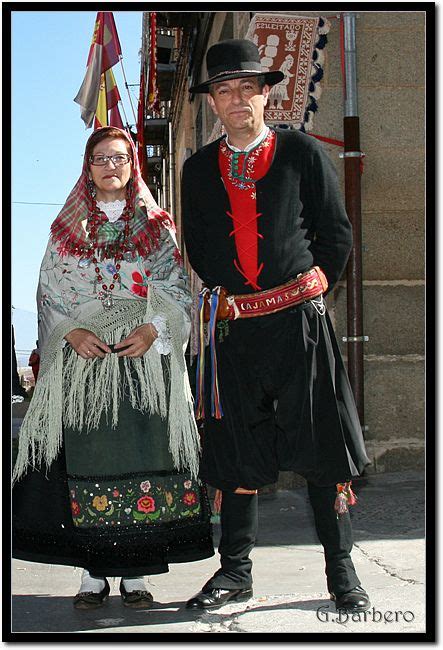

{"left": 330, "top": 585, "right": 371, "bottom": 612}
{"left": 119, "top": 581, "right": 154, "bottom": 609}
{"left": 73, "top": 578, "right": 110, "bottom": 610}
{"left": 186, "top": 587, "right": 253, "bottom": 610}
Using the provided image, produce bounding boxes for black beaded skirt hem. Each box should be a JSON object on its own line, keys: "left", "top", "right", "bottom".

{"left": 13, "top": 523, "right": 214, "bottom": 577}
{"left": 12, "top": 449, "right": 214, "bottom": 577}
{"left": 12, "top": 388, "right": 214, "bottom": 577}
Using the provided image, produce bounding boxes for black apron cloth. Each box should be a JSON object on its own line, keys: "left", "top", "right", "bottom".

{"left": 13, "top": 369, "right": 213, "bottom": 577}
{"left": 199, "top": 303, "right": 370, "bottom": 491}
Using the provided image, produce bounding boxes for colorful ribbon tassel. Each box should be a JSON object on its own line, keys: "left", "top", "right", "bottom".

{"left": 195, "top": 288, "right": 209, "bottom": 420}
{"left": 334, "top": 481, "right": 357, "bottom": 517}
{"left": 195, "top": 287, "right": 224, "bottom": 420}
{"left": 209, "top": 288, "right": 224, "bottom": 419}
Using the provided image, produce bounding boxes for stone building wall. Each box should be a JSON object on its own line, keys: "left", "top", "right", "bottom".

{"left": 172, "top": 11, "right": 426, "bottom": 481}
{"left": 317, "top": 11, "right": 426, "bottom": 473}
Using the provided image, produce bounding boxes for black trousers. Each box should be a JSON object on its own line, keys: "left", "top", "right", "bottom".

{"left": 205, "top": 485, "right": 360, "bottom": 596}
{"left": 199, "top": 307, "right": 370, "bottom": 491}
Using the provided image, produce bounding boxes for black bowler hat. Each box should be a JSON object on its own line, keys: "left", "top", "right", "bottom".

{"left": 189, "top": 39, "right": 285, "bottom": 94}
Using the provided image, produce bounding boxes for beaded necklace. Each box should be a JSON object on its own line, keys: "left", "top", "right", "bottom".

{"left": 77, "top": 188, "right": 137, "bottom": 310}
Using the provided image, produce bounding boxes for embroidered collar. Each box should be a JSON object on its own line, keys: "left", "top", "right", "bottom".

{"left": 96, "top": 199, "right": 126, "bottom": 223}
{"left": 225, "top": 126, "right": 270, "bottom": 153}
{"left": 219, "top": 128, "right": 275, "bottom": 191}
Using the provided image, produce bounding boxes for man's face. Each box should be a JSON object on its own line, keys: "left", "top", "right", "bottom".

{"left": 207, "top": 77, "right": 270, "bottom": 136}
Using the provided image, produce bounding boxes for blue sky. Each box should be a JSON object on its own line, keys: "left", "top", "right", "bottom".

{"left": 11, "top": 10, "right": 144, "bottom": 345}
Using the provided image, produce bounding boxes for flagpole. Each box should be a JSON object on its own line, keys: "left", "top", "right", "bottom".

{"left": 119, "top": 56, "right": 137, "bottom": 124}
{"left": 117, "top": 99, "right": 131, "bottom": 131}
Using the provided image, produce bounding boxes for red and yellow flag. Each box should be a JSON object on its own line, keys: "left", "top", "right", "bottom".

{"left": 94, "top": 68, "right": 123, "bottom": 129}
{"left": 74, "top": 12, "right": 123, "bottom": 128}
{"left": 94, "top": 74, "right": 108, "bottom": 128}
{"left": 147, "top": 12, "right": 159, "bottom": 111}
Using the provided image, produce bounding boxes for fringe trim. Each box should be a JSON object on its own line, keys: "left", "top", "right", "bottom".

{"left": 13, "top": 348, "right": 65, "bottom": 484}
{"left": 52, "top": 224, "right": 163, "bottom": 262}
{"left": 318, "top": 16, "right": 330, "bottom": 36}
{"left": 303, "top": 16, "right": 331, "bottom": 133}
{"left": 147, "top": 288, "right": 201, "bottom": 480}
{"left": 61, "top": 326, "right": 167, "bottom": 432}
{"left": 13, "top": 293, "right": 200, "bottom": 484}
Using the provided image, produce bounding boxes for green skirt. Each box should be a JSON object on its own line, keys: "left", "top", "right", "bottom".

{"left": 12, "top": 391, "right": 214, "bottom": 577}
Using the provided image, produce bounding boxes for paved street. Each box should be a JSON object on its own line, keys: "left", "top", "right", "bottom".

{"left": 10, "top": 469, "right": 429, "bottom": 638}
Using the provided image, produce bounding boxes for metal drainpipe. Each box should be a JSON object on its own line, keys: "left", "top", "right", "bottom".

{"left": 341, "top": 12, "right": 366, "bottom": 432}
{"left": 168, "top": 118, "right": 176, "bottom": 218}
{"left": 162, "top": 156, "right": 168, "bottom": 211}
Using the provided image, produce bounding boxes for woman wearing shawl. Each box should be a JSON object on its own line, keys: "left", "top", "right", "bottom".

{"left": 12, "top": 127, "right": 213, "bottom": 609}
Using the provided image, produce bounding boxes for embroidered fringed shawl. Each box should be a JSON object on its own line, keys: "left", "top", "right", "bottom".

{"left": 13, "top": 128, "right": 200, "bottom": 483}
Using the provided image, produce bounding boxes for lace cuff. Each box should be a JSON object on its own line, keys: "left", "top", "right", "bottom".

{"left": 150, "top": 314, "right": 171, "bottom": 355}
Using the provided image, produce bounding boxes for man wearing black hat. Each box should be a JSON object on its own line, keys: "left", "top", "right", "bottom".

{"left": 182, "top": 39, "right": 371, "bottom": 613}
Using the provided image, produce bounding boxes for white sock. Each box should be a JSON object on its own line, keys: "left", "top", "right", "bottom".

{"left": 121, "top": 576, "right": 146, "bottom": 591}
{"left": 79, "top": 569, "right": 106, "bottom": 593}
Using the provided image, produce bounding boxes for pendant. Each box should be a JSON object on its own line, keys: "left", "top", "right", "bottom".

{"left": 78, "top": 257, "right": 92, "bottom": 269}
{"left": 123, "top": 240, "right": 136, "bottom": 262}
{"left": 102, "top": 292, "right": 114, "bottom": 310}
{"left": 113, "top": 220, "right": 125, "bottom": 232}
{"left": 217, "top": 319, "right": 230, "bottom": 343}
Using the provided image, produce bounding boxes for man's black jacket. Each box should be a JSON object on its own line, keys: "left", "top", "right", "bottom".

{"left": 181, "top": 128, "right": 352, "bottom": 295}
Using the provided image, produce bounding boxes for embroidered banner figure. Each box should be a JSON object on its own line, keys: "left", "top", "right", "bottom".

{"left": 245, "top": 13, "right": 330, "bottom": 130}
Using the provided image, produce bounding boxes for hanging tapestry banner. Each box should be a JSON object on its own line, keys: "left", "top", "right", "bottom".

{"left": 245, "top": 13, "right": 330, "bottom": 130}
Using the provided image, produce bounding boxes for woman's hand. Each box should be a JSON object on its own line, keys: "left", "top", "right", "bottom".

{"left": 64, "top": 328, "right": 111, "bottom": 360}
{"left": 114, "top": 324, "right": 158, "bottom": 358}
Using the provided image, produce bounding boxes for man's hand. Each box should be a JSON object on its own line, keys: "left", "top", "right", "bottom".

{"left": 64, "top": 328, "right": 112, "bottom": 360}
{"left": 114, "top": 324, "right": 158, "bottom": 358}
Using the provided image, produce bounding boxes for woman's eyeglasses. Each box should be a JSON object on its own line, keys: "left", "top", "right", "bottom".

{"left": 89, "top": 154, "right": 131, "bottom": 166}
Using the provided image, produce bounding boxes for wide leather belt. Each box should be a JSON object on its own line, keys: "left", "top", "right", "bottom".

{"left": 202, "top": 266, "right": 328, "bottom": 322}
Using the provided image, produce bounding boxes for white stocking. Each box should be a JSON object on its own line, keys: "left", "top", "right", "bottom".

{"left": 121, "top": 576, "right": 146, "bottom": 591}
{"left": 79, "top": 569, "right": 106, "bottom": 593}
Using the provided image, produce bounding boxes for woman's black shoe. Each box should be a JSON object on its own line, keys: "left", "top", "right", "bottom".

{"left": 186, "top": 587, "right": 253, "bottom": 610}
{"left": 120, "top": 581, "right": 154, "bottom": 609}
{"left": 73, "top": 578, "right": 110, "bottom": 610}
{"left": 330, "top": 585, "right": 371, "bottom": 612}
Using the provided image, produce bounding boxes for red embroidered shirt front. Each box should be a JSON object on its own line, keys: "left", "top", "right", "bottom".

{"left": 219, "top": 129, "right": 276, "bottom": 291}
